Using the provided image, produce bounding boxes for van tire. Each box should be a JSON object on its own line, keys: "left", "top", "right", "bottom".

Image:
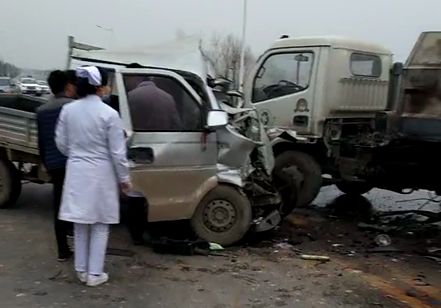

{"left": 0, "top": 160, "right": 22, "bottom": 208}
{"left": 191, "top": 185, "right": 252, "bottom": 246}
{"left": 274, "top": 151, "right": 322, "bottom": 208}
{"left": 336, "top": 181, "right": 372, "bottom": 195}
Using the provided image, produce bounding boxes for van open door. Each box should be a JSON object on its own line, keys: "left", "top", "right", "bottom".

{"left": 114, "top": 68, "right": 219, "bottom": 222}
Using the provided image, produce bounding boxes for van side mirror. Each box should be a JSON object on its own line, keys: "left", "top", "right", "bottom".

{"left": 207, "top": 110, "right": 228, "bottom": 128}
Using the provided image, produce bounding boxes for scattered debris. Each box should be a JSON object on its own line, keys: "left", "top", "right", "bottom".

{"left": 209, "top": 243, "right": 224, "bottom": 251}
{"left": 406, "top": 289, "right": 420, "bottom": 298}
{"left": 413, "top": 276, "right": 431, "bottom": 287}
{"left": 427, "top": 247, "right": 441, "bottom": 254}
{"left": 357, "top": 222, "right": 395, "bottom": 233}
{"left": 300, "top": 255, "right": 330, "bottom": 262}
{"left": 425, "top": 256, "right": 441, "bottom": 264}
{"left": 367, "top": 246, "right": 403, "bottom": 253}
{"left": 331, "top": 244, "right": 344, "bottom": 247}
{"left": 414, "top": 280, "right": 431, "bottom": 287}
{"left": 274, "top": 243, "right": 294, "bottom": 250}
{"left": 374, "top": 234, "right": 392, "bottom": 247}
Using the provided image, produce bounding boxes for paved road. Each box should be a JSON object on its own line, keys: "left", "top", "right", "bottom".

{"left": 0, "top": 183, "right": 439, "bottom": 307}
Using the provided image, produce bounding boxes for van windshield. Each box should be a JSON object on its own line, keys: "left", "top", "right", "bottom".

{"left": 21, "top": 78, "right": 36, "bottom": 84}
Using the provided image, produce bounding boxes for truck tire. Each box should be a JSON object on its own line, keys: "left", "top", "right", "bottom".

{"left": 274, "top": 151, "right": 322, "bottom": 208}
{"left": 0, "top": 160, "right": 22, "bottom": 208}
{"left": 191, "top": 185, "right": 252, "bottom": 246}
{"left": 336, "top": 181, "right": 372, "bottom": 195}
{"left": 273, "top": 164, "right": 298, "bottom": 217}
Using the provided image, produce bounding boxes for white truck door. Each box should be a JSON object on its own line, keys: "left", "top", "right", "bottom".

{"left": 249, "top": 47, "right": 322, "bottom": 135}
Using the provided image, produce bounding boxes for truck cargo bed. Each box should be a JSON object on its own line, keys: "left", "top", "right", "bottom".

{"left": 0, "top": 94, "right": 45, "bottom": 155}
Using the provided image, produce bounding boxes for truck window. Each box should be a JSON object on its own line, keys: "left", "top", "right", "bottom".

{"left": 123, "top": 74, "right": 203, "bottom": 132}
{"left": 350, "top": 53, "right": 382, "bottom": 77}
{"left": 252, "top": 52, "right": 314, "bottom": 103}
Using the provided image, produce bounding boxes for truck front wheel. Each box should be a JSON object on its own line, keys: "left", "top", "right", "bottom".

{"left": 336, "top": 181, "right": 372, "bottom": 195}
{"left": 0, "top": 160, "right": 22, "bottom": 208}
{"left": 191, "top": 185, "right": 252, "bottom": 246}
{"left": 273, "top": 151, "right": 322, "bottom": 208}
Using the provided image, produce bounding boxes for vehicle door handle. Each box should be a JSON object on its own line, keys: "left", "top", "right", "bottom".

{"left": 128, "top": 147, "right": 154, "bottom": 164}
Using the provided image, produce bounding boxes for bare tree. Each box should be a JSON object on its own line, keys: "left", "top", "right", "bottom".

{"left": 200, "top": 33, "right": 255, "bottom": 88}
{"left": 0, "top": 59, "right": 20, "bottom": 78}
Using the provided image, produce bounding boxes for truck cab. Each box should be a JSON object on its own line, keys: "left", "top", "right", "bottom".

{"left": 246, "top": 36, "right": 393, "bottom": 137}
{"left": 244, "top": 36, "right": 395, "bottom": 206}
{"left": 245, "top": 32, "right": 441, "bottom": 207}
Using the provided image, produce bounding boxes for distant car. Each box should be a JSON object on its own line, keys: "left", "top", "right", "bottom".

{"left": 37, "top": 80, "right": 50, "bottom": 94}
{"left": 17, "top": 77, "right": 42, "bottom": 96}
{"left": 0, "top": 77, "right": 12, "bottom": 93}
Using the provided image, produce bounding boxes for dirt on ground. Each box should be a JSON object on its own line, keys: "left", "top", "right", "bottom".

{"left": 0, "top": 184, "right": 440, "bottom": 308}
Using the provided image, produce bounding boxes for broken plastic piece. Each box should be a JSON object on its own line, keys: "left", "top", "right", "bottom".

{"left": 374, "top": 234, "right": 392, "bottom": 247}
{"left": 300, "top": 254, "right": 330, "bottom": 261}
{"left": 209, "top": 243, "right": 224, "bottom": 251}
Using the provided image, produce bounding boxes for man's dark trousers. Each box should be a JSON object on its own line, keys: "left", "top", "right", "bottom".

{"left": 49, "top": 168, "right": 71, "bottom": 256}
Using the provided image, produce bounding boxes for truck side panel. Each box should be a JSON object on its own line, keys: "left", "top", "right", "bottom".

{"left": 0, "top": 107, "right": 38, "bottom": 153}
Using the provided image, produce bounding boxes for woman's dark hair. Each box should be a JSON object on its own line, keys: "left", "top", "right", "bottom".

{"left": 76, "top": 67, "right": 109, "bottom": 98}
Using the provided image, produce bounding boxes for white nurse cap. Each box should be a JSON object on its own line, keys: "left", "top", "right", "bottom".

{"left": 76, "top": 66, "right": 102, "bottom": 86}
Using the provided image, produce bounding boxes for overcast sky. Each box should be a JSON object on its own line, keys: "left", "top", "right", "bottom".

{"left": 1, "top": 0, "right": 440, "bottom": 69}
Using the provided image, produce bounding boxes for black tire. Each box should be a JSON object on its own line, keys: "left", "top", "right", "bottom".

{"left": 272, "top": 165, "right": 298, "bottom": 217}
{"left": 0, "top": 160, "right": 22, "bottom": 208}
{"left": 191, "top": 185, "right": 252, "bottom": 246}
{"left": 273, "top": 151, "right": 322, "bottom": 208}
{"left": 336, "top": 181, "right": 372, "bottom": 195}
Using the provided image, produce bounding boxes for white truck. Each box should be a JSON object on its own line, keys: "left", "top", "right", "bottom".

{"left": 244, "top": 31, "right": 441, "bottom": 208}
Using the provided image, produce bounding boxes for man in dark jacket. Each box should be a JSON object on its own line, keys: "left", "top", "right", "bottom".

{"left": 37, "top": 70, "right": 76, "bottom": 261}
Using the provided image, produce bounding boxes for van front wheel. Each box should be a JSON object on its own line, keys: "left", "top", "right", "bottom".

{"left": 191, "top": 185, "right": 252, "bottom": 246}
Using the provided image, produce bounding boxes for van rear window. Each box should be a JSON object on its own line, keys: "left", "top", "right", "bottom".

{"left": 350, "top": 53, "right": 382, "bottom": 77}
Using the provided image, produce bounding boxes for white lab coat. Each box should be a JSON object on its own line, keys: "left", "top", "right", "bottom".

{"left": 55, "top": 94, "right": 129, "bottom": 224}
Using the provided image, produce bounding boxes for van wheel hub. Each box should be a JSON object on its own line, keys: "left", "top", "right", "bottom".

{"left": 203, "top": 200, "right": 237, "bottom": 232}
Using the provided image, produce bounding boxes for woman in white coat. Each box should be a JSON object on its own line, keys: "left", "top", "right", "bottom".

{"left": 56, "top": 66, "right": 131, "bottom": 287}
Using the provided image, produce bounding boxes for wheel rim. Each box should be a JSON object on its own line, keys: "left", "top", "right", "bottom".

{"left": 203, "top": 199, "right": 237, "bottom": 232}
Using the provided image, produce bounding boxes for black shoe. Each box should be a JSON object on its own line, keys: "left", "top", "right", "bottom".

{"left": 57, "top": 250, "right": 73, "bottom": 262}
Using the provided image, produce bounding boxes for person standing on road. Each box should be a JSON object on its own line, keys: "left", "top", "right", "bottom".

{"left": 37, "top": 70, "right": 77, "bottom": 262}
{"left": 55, "top": 66, "right": 131, "bottom": 287}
